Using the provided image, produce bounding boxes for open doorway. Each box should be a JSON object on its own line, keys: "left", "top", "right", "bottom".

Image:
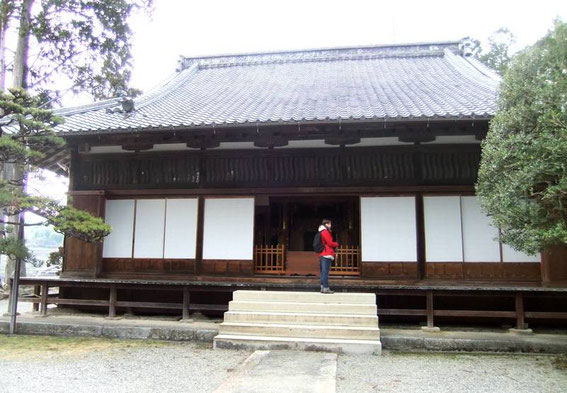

{"left": 254, "top": 196, "right": 360, "bottom": 275}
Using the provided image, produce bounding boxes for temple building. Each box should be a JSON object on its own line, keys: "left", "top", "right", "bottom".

{"left": 28, "top": 40, "right": 566, "bottom": 327}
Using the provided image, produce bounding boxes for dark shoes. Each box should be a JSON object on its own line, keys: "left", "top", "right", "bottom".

{"left": 321, "top": 287, "right": 334, "bottom": 294}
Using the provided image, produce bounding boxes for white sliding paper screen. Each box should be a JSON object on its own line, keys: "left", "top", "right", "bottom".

{"left": 460, "top": 196, "right": 501, "bottom": 262}
{"left": 502, "top": 245, "right": 541, "bottom": 263}
{"left": 164, "top": 199, "right": 198, "bottom": 259}
{"left": 103, "top": 199, "right": 135, "bottom": 258}
{"left": 203, "top": 198, "right": 254, "bottom": 260}
{"left": 133, "top": 199, "right": 166, "bottom": 258}
{"left": 424, "top": 196, "right": 463, "bottom": 262}
{"left": 361, "top": 197, "right": 417, "bottom": 262}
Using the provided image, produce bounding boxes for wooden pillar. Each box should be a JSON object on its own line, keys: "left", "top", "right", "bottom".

{"left": 108, "top": 285, "right": 117, "bottom": 318}
{"left": 182, "top": 287, "right": 191, "bottom": 320}
{"left": 195, "top": 196, "right": 205, "bottom": 274}
{"left": 33, "top": 285, "right": 40, "bottom": 312}
{"left": 415, "top": 194, "right": 426, "bottom": 280}
{"left": 426, "top": 291, "right": 434, "bottom": 328}
{"left": 515, "top": 292, "right": 526, "bottom": 329}
{"left": 282, "top": 202, "right": 290, "bottom": 247}
{"left": 40, "top": 284, "right": 48, "bottom": 316}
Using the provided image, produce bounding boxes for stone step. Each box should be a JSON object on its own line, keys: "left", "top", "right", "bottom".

{"left": 219, "top": 322, "right": 381, "bottom": 340}
{"left": 233, "top": 290, "right": 376, "bottom": 305}
{"left": 224, "top": 311, "right": 379, "bottom": 327}
{"left": 214, "top": 334, "right": 382, "bottom": 355}
{"left": 229, "top": 300, "right": 377, "bottom": 315}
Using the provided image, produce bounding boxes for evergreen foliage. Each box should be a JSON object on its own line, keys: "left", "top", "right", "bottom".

{"left": 477, "top": 28, "right": 516, "bottom": 75}
{"left": 0, "top": 88, "right": 111, "bottom": 264}
{"left": 477, "top": 20, "right": 567, "bottom": 254}
{"left": 1, "top": 0, "right": 153, "bottom": 99}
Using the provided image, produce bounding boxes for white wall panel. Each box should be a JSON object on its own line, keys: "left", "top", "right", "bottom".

{"left": 424, "top": 196, "right": 463, "bottom": 262}
{"left": 502, "top": 244, "right": 541, "bottom": 263}
{"left": 361, "top": 197, "right": 417, "bottom": 262}
{"left": 164, "top": 199, "right": 198, "bottom": 259}
{"left": 103, "top": 199, "right": 135, "bottom": 258}
{"left": 460, "top": 196, "right": 501, "bottom": 262}
{"left": 133, "top": 199, "right": 166, "bottom": 258}
{"left": 203, "top": 198, "right": 254, "bottom": 260}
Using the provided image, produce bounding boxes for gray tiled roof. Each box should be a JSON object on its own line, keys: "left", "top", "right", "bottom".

{"left": 56, "top": 40, "right": 499, "bottom": 134}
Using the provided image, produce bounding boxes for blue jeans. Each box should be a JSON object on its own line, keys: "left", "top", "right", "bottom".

{"left": 319, "top": 256, "right": 332, "bottom": 288}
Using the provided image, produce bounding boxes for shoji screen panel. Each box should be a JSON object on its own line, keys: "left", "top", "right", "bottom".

{"left": 424, "top": 196, "right": 463, "bottom": 262}
{"left": 103, "top": 199, "right": 135, "bottom": 258}
{"left": 133, "top": 199, "right": 166, "bottom": 258}
{"left": 164, "top": 198, "right": 198, "bottom": 259}
{"left": 360, "top": 197, "right": 417, "bottom": 262}
{"left": 502, "top": 245, "right": 541, "bottom": 263}
{"left": 203, "top": 198, "right": 254, "bottom": 260}
{"left": 460, "top": 196, "right": 501, "bottom": 262}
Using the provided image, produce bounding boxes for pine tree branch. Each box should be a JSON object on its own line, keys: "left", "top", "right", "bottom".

{"left": 0, "top": 219, "right": 45, "bottom": 226}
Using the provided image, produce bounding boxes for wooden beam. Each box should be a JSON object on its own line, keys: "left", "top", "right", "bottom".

{"left": 102, "top": 185, "right": 476, "bottom": 197}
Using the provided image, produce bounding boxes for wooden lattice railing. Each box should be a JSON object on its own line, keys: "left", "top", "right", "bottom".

{"left": 331, "top": 246, "right": 360, "bottom": 275}
{"left": 254, "top": 244, "right": 285, "bottom": 274}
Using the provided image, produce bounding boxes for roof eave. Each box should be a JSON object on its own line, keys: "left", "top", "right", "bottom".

{"left": 58, "top": 115, "right": 493, "bottom": 138}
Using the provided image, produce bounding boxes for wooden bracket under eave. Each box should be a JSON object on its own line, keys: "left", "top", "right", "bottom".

{"left": 121, "top": 143, "right": 154, "bottom": 152}
{"left": 186, "top": 138, "right": 220, "bottom": 149}
{"left": 324, "top": 136, "right": 361, "bottom": 146}
{"left": 254, "top": 136, "right": 289, "bottom": 148}
{"left": 398, "top": 134, "right": 436, "bottom": 143}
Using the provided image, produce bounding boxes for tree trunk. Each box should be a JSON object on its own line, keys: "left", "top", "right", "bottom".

{"left": 12, "top": 0, "right": 33, "bottom": 89}
{"left": 3, "top": 0, "right": 33, "bottom": 290}
{"left": 3, "top": 163, "right": 26, "bottom": 291}
{"left": 0, "top": 0, "right": 16, "bottom": 90}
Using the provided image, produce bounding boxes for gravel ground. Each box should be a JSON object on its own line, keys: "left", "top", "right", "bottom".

{"left": 337, "top": 351, "right": 567, "bottom": 393}
{"left": 1, "top": 339, "right": 566, "bottom": 393}
{"left": 0, "top": 341, "right": 251, "bottom": 393}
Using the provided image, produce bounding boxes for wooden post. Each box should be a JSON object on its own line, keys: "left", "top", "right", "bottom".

{"left": 108, "top": 285, "right": 117, "bottom": 318}
{"left": 40, "top": 283, "right": 48, "bottom": 316}
{"left": 33, "top": 285, "right": 40, "bottom": 312}
{"left": 415, "top": 194, "right": 426, "bottom": 280}
{"left": 515, "top": 292, "right": 525, "bottom": 330}
{"left": 182, "top": 287, "right": 191, "bottom": 320}
{"left": 426, "top": 291, "right": 434, "bottom": 328}
{"left": 195, "top": 196, "right": 205, "bottom": 274}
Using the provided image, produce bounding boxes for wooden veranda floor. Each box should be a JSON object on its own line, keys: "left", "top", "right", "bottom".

{"left": 14, "top": 276, "right": 567, "bottom": 330}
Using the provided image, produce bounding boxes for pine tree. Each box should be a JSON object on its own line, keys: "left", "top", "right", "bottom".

{"left": 1, "top": 0, "right": 152, "bottom": 292}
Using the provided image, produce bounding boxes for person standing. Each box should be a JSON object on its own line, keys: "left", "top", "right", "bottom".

{"left": 318, "top": 219, "right": 338, "bottom": 294}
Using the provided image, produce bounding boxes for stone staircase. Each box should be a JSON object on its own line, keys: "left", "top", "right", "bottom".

{"left": 213, "top": 290, "right": 381, "bottom": 355}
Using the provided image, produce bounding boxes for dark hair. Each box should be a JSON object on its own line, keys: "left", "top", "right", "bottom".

{"left": 322, "top": 219, "right": 332, "bottom": 226}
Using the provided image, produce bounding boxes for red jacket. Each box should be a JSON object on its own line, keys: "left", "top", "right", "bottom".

{"left": 319, "top": 229, "right": 339, "bottom": 257}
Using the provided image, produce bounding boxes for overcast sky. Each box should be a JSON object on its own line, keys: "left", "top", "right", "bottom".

{"left": 27, "top": 0, "right": 567, "bottom": 211}
{"left": 129, "top": 0, "right": 566, "bottom": 91}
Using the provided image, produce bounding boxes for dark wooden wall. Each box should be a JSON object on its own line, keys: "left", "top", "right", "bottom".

{"left": 63, "top": 191, "right": 105, "bottom": 277}
{"left": 62, "top": 143, "right": 548, "bottom": 283}
{"left": 542, "top": 246, "right": 567, "bottom": 284}
{"left": 72, "top": 145, "right": 481, "bottom": 190}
